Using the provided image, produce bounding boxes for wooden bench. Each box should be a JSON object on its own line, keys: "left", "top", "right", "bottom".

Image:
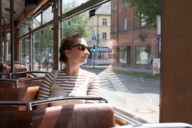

{"left": 0, "top": 104, "right": 115, "bottom": 128}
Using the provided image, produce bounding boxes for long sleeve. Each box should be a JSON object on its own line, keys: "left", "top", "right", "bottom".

{"left": 37, "top": 72, "right": 54, "bottom": 100}
{"left": 87, "top": 73, "right": 100, "bottom": 96}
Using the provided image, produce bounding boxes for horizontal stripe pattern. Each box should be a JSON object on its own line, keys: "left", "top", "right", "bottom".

{"left": 38, "top": 69, "right": 100, "bottom": 100}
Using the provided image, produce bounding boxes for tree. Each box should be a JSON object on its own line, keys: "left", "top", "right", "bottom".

{"left": 62, "top": 0, "right": 89, "bottom": 38}
{"left": 123, "top": 0, "right": 161, "bottom": 26}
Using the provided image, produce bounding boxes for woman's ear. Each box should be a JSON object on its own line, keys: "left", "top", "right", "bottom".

{"left": 65, "top": 50, "right": 71, "bottom": 58}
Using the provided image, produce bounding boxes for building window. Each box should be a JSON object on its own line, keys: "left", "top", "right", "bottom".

{"left": 113, "top": 0, "right": 117, "bottom": 12}
{"left": 112, "top": 26, "right": 117, "bottom": 33}
{"left": 119, "top": 46, "right": 128, "bottom": 64}
{"left": 102, "top": 32, "right": 107, "bottom": 40}
{"left": 136, "top": 46, "right": 151, "bottom": 64}
{"left": 123, "top": 18, "right": 128, "bottom": 31}
{"left": 140, "top": 13, "right": 147, "bottom": 27}
{"left": 102, "top": 18, "right": 107, "bottom": 26}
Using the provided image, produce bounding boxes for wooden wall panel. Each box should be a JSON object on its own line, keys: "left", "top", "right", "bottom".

{"left": 160, "top": 0, "right": 192, "bottom": 123}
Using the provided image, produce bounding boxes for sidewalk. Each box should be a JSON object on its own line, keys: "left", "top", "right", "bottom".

{"left": 112, "top": 65, "right": 152, "bottom": 73}
{"left": 83, "top": 64, "right": 152, "bottom": 73}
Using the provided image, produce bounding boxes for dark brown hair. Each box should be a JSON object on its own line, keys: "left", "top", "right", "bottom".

{"left": 59, "top": 34, "right": 82, "bottom": 63}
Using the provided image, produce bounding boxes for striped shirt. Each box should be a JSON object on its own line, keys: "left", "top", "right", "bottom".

{"left": 37, "top": 69, "right": 100, "bottom": 100}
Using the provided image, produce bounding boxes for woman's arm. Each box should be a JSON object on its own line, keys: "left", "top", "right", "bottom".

{"left": 87, "top": 73, "right": 100, "bottom": 96}
{"left": 37, "top": 72, "right": 54, "bottom": 109}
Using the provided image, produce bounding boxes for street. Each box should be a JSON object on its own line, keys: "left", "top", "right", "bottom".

{"left": 85, "top": 66, "right": 160, "bottom": 123}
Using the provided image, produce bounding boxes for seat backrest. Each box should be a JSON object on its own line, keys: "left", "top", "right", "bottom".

{"left": 0, "top": 79, "right": 26, "bottom": 88}
{"left": 0, "top": 103, "right": 115, "bottom": 128}
{"left": 32, "top": 104, "right": 115, "bottom": 128}
{"left": 0, "top": 86, "right": 39, "bottom": 101}
{"left": 0, "top": 87, "right": 26, "bottom": 101}
{"left": 0, "top": 110, "right": 32, "bottom": 128}
{"left": 0, "top": 86, "right": 40, "bottom": 110}
{"left": 28, "top": 78, "right": 44, "bottom": 86}
{"left": 0, "top": 80, "right": 17, "bottom": 88}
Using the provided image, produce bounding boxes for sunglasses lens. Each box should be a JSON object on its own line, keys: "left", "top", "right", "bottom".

{"left": 79, "top": 45, "right": 86, "bottom": 51}
{"left": 71, "top": 44, "right": 87, "bottom": 51}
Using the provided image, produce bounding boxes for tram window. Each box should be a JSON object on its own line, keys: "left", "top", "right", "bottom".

{"left": 32, "top": 25, "right": 53, "bottom": 71}
{"left": 60, "top": 0, "right": 160, "bottom": 123}
{"left": 16, "top": 0, "right": 161, "bottom": 124}
{"left": 20, "top": 36, "right": 30, "bottom": 66}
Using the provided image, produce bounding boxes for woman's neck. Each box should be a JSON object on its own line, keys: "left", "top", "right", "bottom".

{"left": 63, "top": 64, "right": 81, "bottom": 75}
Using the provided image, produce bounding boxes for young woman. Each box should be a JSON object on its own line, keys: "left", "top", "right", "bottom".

{"left": 37, "top": 34, "right": 100, "bottom": 105}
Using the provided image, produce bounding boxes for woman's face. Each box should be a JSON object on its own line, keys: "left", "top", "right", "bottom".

{"left": 65, "top": 37, "right": 90, "bottom": 65}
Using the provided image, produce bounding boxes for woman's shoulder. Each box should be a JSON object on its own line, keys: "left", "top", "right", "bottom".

{"left": 46, "top": 70, "right": 61, "bottom": 79}
{"left": 80, "top": 69, "right": 96, "bottom": 76}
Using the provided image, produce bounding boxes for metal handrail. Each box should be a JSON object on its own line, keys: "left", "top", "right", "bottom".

{"left": 0, "top": 67, "right": 49, "bottom": 79}
{"left": 0, "top": 96, "right": 108, "bottom": 111}
{"left": 12, "top": 71, "right": 49, "bottom": 75}
{"left": 29, "top": 96, "right": 108, "bottom": 110}
{"left": 0, "top": 101, "right": 30, "bottom": 110}
{"left": 31, "top": 96, "right": 108, "bottom": 106}
{"left": 0, "top": 76, "right": 44, "bottom": 88}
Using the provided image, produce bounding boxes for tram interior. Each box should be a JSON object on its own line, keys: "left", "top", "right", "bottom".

{"left": 0, "top": 0, "right": 192, "bottom": 127}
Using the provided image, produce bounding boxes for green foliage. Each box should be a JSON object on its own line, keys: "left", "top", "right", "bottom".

{"left": 38, "top": 26, "right": 53, "bottom": 49}
{"left": 122, "top": 0, "right": 161, "bottom": 26}
{"left": 62, "top": 0, "right": 89, "bottom": 38}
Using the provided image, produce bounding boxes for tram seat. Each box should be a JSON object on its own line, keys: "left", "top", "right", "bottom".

{"left": 0, "top": 86, "right": 39, "bottom": 101}
{"left": 0, "top": 80, "right": 15, "bottom": 88}
{"left": 33, "top": 104, "right": 115, "bottom": 128}
{"left": 0, "top": 75, "right": 44, "bottom": 88}
{"left": 0, "top": 86, "right": 40, "bottom": 110}
{"left": 0, "top": 63, "right": 27, "bottom": 79}
{"left": 0, "top": 110, "right": 32, "bottom": 128}
{"left": 28, "top": 78, "right": 43, "bottom": 86}
{"left": 0, "top": 104, "right": 115, "bottom": 128}
{"left": 0, "top": 79, "right": 25, "bottom": 88}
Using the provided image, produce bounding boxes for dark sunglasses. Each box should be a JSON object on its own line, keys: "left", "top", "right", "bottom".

{"left": 71, "top": 44, "right": 88, "bottom": 51}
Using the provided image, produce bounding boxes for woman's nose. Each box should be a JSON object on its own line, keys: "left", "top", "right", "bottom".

{"left": 84, "top": 48, "right": 90, "bottom": 55}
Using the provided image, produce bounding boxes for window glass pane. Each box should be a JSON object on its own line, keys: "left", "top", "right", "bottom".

{"left": 102, "top": 18, "right": 107, "bottom": 26}
{"left": 123, "top": 18, "right": 128, "bottom": 31}
{"left": 65, "top": 0, "right": 161, "bottom": 123}
{"left": 32, "top": 25, "right": 53, "bottom": 71}
{"left": 42, "top": 6, "right": 53, "bottom": 24}
{"left": 33, "top": 14, "right": 41, "bottom": 29}
{"left": 136, "top": 46, "right": 151, "bottom": 64}
{"left": 20, "top": 36, "right": 30, "bottom": 68}
{"left": 140, "top": 14, "right": 147, "bottom": 27}
{"left": 62, "top": 0, "right": 89, "bottom": 14}
{"left": 5, "top": 33, "right": 11, "bottom": 61}
{"left": 109, "top": 0, "right": 160, "bottom": 123}
{"left": 19, "top": 25, "right": 29, "bottom": 36}
{"left": 22, "top": 0, "right": 161, "bottom": 124}
{"left": 119, "top": 46, "right": 127, "bottom": 63}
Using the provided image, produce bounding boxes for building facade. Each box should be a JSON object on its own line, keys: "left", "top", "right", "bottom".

{"left": 111, "top": 0, "right": 159, "bottom": 67}
{"left": 87, "top": 2, "right": 112, "bottom": 65}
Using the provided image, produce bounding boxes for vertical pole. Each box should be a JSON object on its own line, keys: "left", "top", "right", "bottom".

{"left": 53, "top": 0, "right": 59, "bottom": 70}
{"left": 96, "top": 15, "right": 99, "bottom": 47}
{"left": 116, "top": 0, "right": 119, "bottom": 65}
{"left": 96, "top": 15, "right": 99, "bottom": 66}
{"left": 29, "top": 27, "right": 32, "bottom": 71}
{"left": 0, "top": 0, "right": 2, "bottom": 61}
{"left": 10, "top": 0, "right": 15, "bottom": 77}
